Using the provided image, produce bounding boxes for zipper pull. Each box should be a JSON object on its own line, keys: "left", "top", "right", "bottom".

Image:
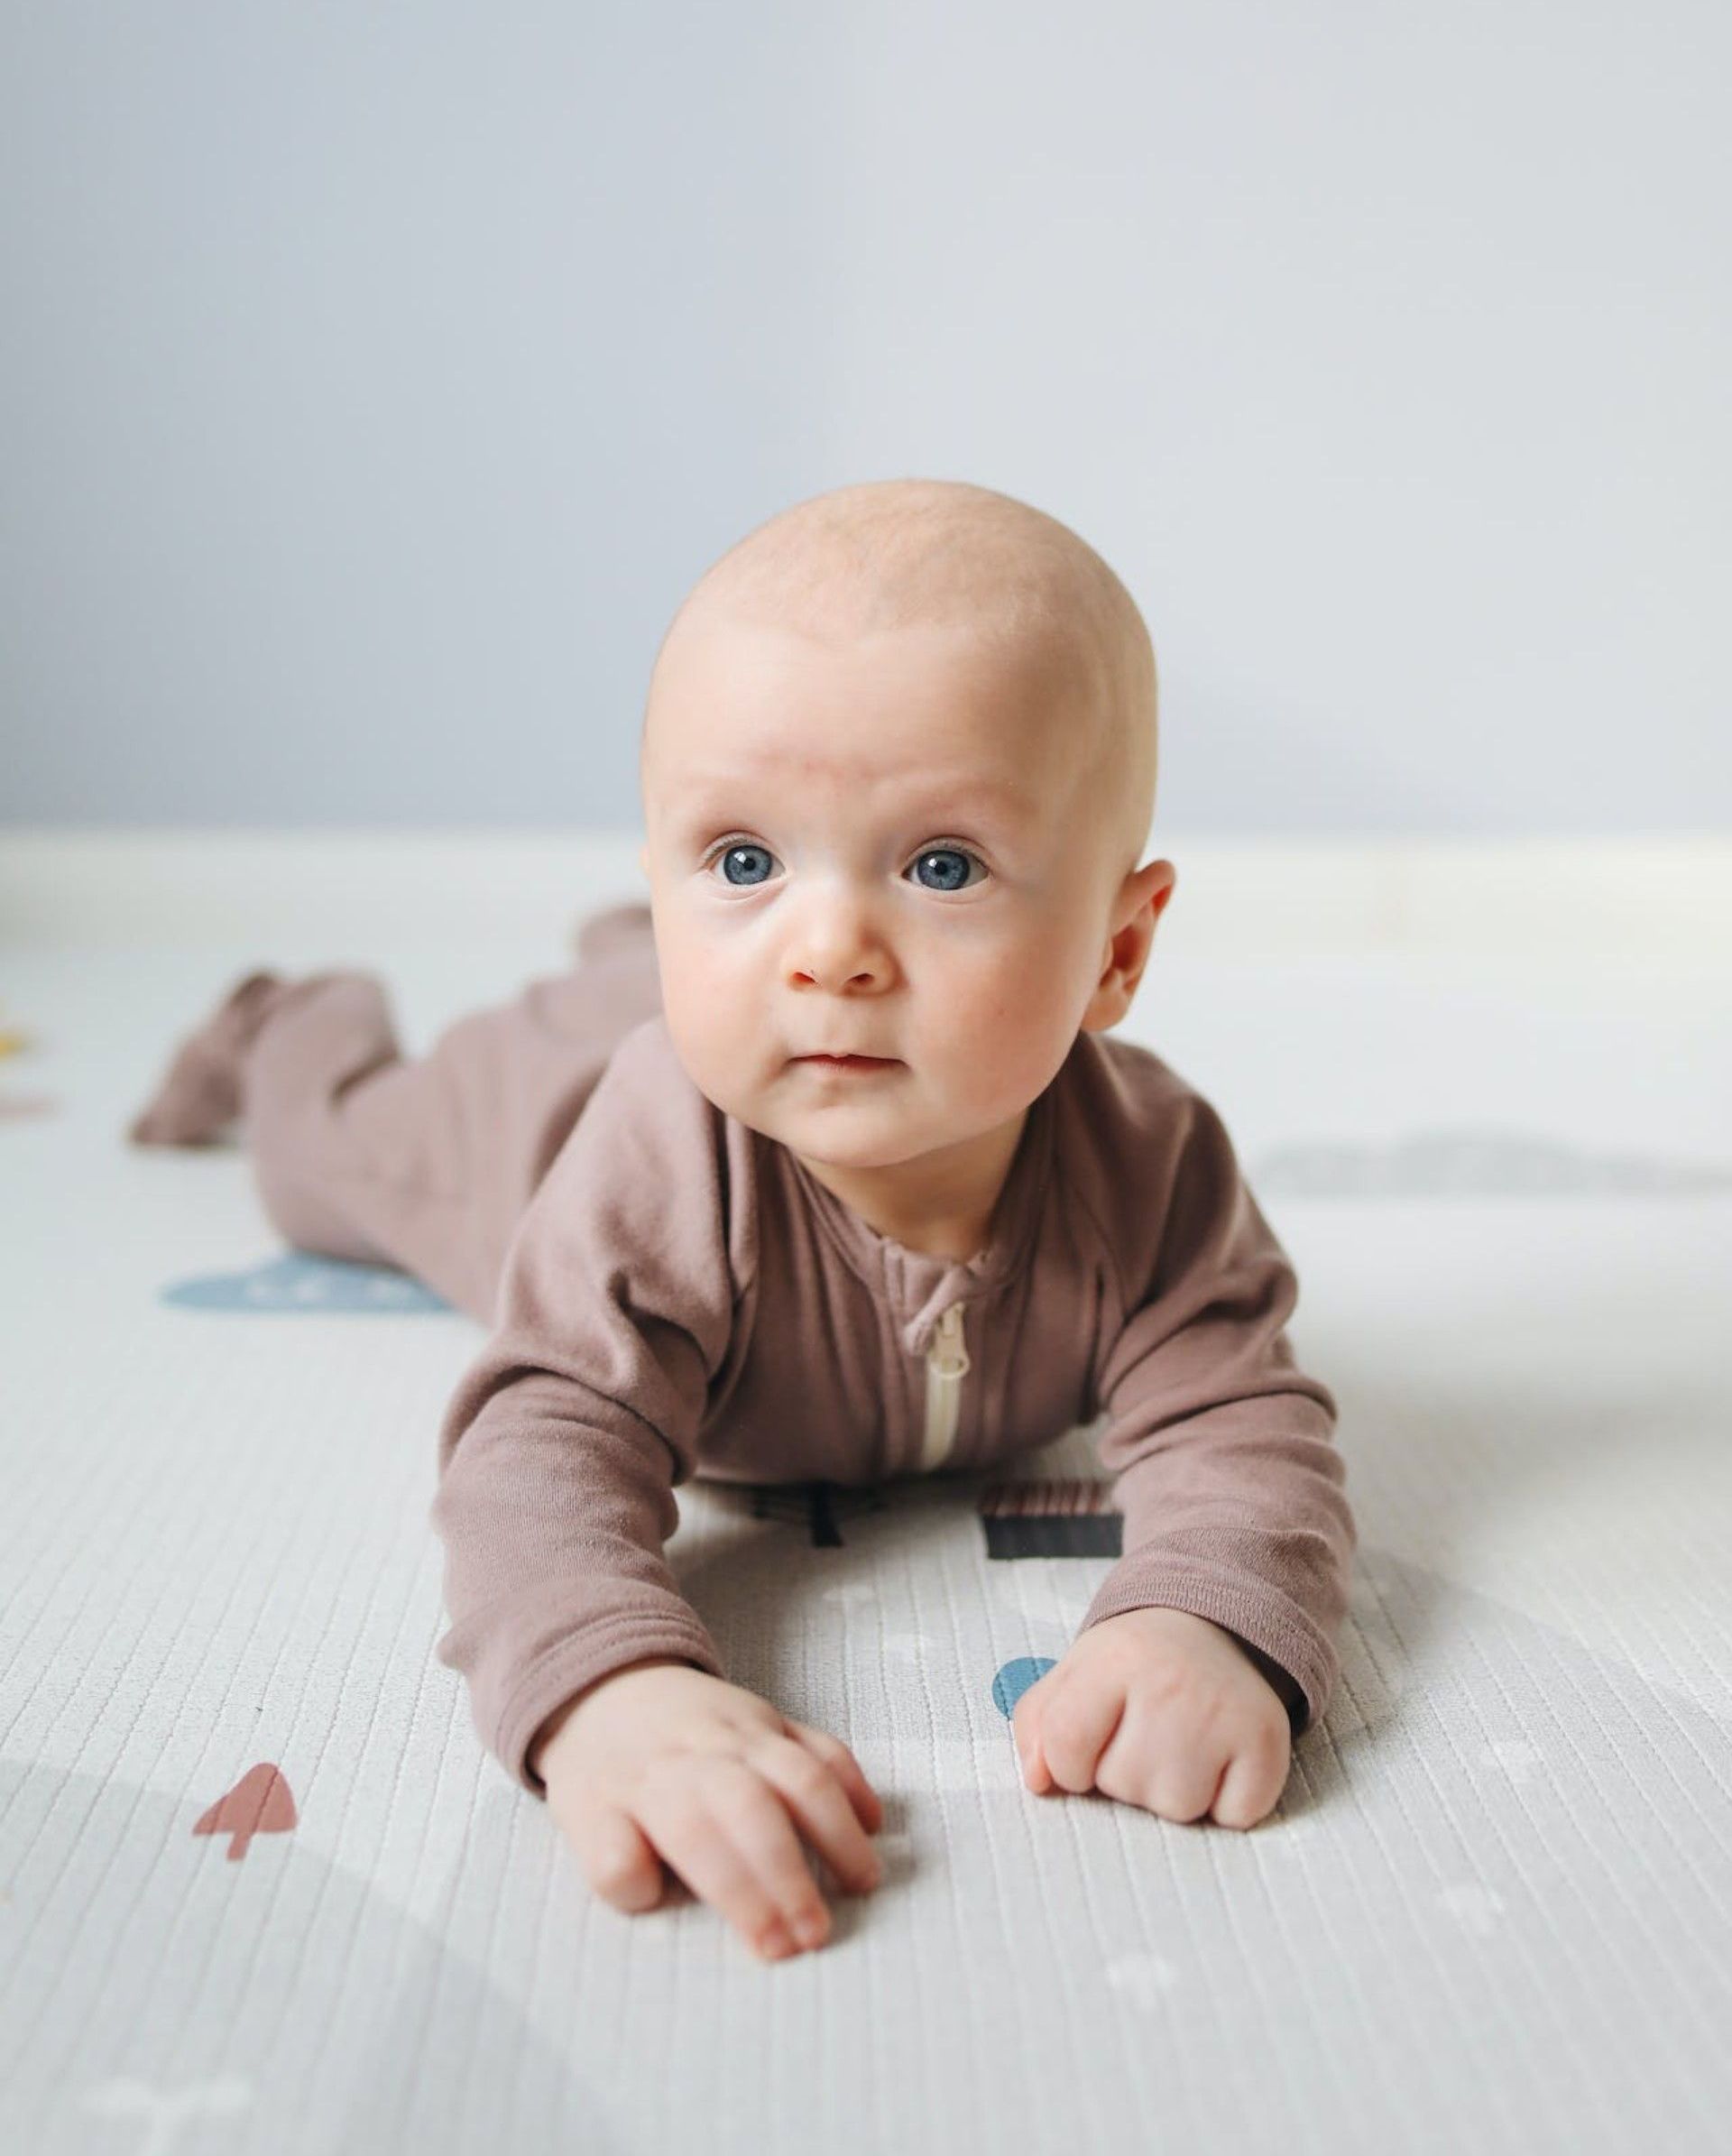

{"left": 927, "top": 1301, "right": 972, "bottom": 1377}
{"left": 918, "top": 1301, "right": 973, "bottom": 1472}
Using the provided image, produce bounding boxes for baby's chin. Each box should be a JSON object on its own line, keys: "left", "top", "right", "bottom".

{"left": 726, "top": 1083, "right": 959, "bottom": 1170}
{"left": 761, "top": 1107, "right": 933, "bottom": 1170}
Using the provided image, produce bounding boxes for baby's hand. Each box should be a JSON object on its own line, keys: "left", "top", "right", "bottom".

{"left": 1011, "top": 1608, "right": 1293, "bottom": 1830}
{"left": 530, "top": 1658, "right": 885, "bottom": 1962}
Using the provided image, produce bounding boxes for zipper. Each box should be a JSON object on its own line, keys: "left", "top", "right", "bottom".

{"left": 917, "top": 1302, "right": 972, "bottom": 1470}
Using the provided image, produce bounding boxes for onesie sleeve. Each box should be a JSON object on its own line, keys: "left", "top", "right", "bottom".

{"left": 428, "top": 1017, "right": 747, "bottom": 1797}
{"left": 1080, "top": 1087, "right": 1355, "bottom": 1739}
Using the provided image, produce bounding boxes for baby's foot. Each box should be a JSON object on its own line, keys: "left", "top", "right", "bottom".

{"left": 127, "top": 969, "right": 289, "bottom": 1147}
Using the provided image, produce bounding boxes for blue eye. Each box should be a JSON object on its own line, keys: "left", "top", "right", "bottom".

{"left": 711, "top": 842, "right": 777, "bottom": 888}
{"left": 906, "top": 846, "right": 984, "bottom": 893}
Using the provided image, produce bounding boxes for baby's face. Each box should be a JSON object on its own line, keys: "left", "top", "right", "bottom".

{"left": 640, "top": 611, "right": 1153, "bottom": 1174}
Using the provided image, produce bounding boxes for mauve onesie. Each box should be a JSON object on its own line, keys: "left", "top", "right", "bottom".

{"left": 180, "top": 898, "right": 1354, "bottom": 1797}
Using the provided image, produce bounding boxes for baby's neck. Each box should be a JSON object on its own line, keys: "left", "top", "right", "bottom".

{"left": 792, "top": 1106, "right": 1030, "bottom": 1262}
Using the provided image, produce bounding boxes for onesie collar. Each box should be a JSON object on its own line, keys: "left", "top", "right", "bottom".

{"left": 783, "top": 1067, "right": 1057, "bottom": 1360}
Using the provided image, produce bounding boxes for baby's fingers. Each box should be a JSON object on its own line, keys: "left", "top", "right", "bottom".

{"left": 752, "top": 1733, "right": 884, "bottom": 1898}
{"left": 1036, "top": 1681, "right": 1128, "bottom": 1796}
{"left": 780, "top": 1718, "right": 884, "bottom": 1837}
{"left": 556, "top": 1793, "right": 668, "bottom": 1913}
{"left": 1209, "top": 1727, "right": 1290, "bottom": 1831}
{"left": 637, "top": 1767, "right": 826, "bottom": 1963}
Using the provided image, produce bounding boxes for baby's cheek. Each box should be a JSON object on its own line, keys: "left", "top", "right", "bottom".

{"left": 659, "top": 981, "right": 757, "bottom": 1109}
{"left": 929, "top": 977, "right": 1073, "bottom": 1107}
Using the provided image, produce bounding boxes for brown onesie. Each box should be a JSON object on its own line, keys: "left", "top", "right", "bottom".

{"left": 134, "top": 899, "right": 1356, "bottom": 1795}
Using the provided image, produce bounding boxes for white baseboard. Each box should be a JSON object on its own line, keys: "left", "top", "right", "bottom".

{"left": 2, "top": 827, "right": 1729, "bottom": 961}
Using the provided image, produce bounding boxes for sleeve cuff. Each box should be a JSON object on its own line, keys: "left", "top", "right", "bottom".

{"left": 1077, "top": 1557, "right": 1336, "bottom": 1740}
{"left": 496, "top": 1613, "right": 728, "bottom": 1796}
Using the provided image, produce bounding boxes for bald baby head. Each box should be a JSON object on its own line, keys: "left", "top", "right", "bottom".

{"left": 642, "top": 478, "right": 1158, "bottom": 885}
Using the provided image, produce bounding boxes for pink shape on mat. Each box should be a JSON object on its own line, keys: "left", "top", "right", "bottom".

{"left": 0, "top": 1092, "right": 58, "bottom": 1119}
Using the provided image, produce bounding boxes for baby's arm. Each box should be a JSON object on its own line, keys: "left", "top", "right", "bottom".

{"left": 429, "top": 1019, "right": 883, "bottom": 1955}
{"left": 428, "top": 1018, "right": 748, "bottom": 1792}
{"left": 438, "top": 1321, "right": 883, "bottom": 1959}
{"left": 1026, "top": 1086, "right": 1355, "bottom": 1824}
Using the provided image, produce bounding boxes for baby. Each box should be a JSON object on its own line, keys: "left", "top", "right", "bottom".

{"left": 129, "top": 477, "right": 1355, "bottom": 1967}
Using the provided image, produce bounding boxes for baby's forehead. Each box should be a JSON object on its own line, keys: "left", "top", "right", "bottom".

{"left": 658, "top": 605, "right": 1097, "bottom": 735}
{"left": 659, "top": 747, "right": 1044, "bottom": 816}
{"left": 657, "top": 640, "right": 1090, "bottom": 785}
{"left": 640, "top": 592, "right": 1127, "bottom": 841}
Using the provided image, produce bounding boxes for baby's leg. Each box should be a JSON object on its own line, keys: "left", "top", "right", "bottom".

{"left": 130, "top": 967, "right": 478, "bottom": 1304}
{"left": 129, "top": 901, "right": 663, "bottom": 1323}
{"left": 241, "top": 971, "right": 471, "bottom": 1299}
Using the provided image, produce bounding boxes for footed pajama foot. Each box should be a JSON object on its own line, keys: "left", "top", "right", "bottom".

{"left": 127, "top": 969, "right": 290, "bottom": 1147}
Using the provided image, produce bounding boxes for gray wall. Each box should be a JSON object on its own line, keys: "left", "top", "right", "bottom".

{"left": 3, "top": 2, "right": 1726, "bottom": 834}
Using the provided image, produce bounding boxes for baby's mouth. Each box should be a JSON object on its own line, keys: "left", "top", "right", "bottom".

{"left": 794, "top": 1053, "right": 899, "bottom": 1071}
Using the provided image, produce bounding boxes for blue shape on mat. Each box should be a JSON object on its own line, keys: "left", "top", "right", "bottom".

{"left": 991, "top": 1656, "right": 1057, "bottom": 1718}
{"left": 161, "top": 1251, "right": 454, "bottom": 1314}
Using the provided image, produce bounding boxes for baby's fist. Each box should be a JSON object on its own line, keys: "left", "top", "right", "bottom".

{"left": 1012, "top": 1608, "right": 1293, "bottom": 1831}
